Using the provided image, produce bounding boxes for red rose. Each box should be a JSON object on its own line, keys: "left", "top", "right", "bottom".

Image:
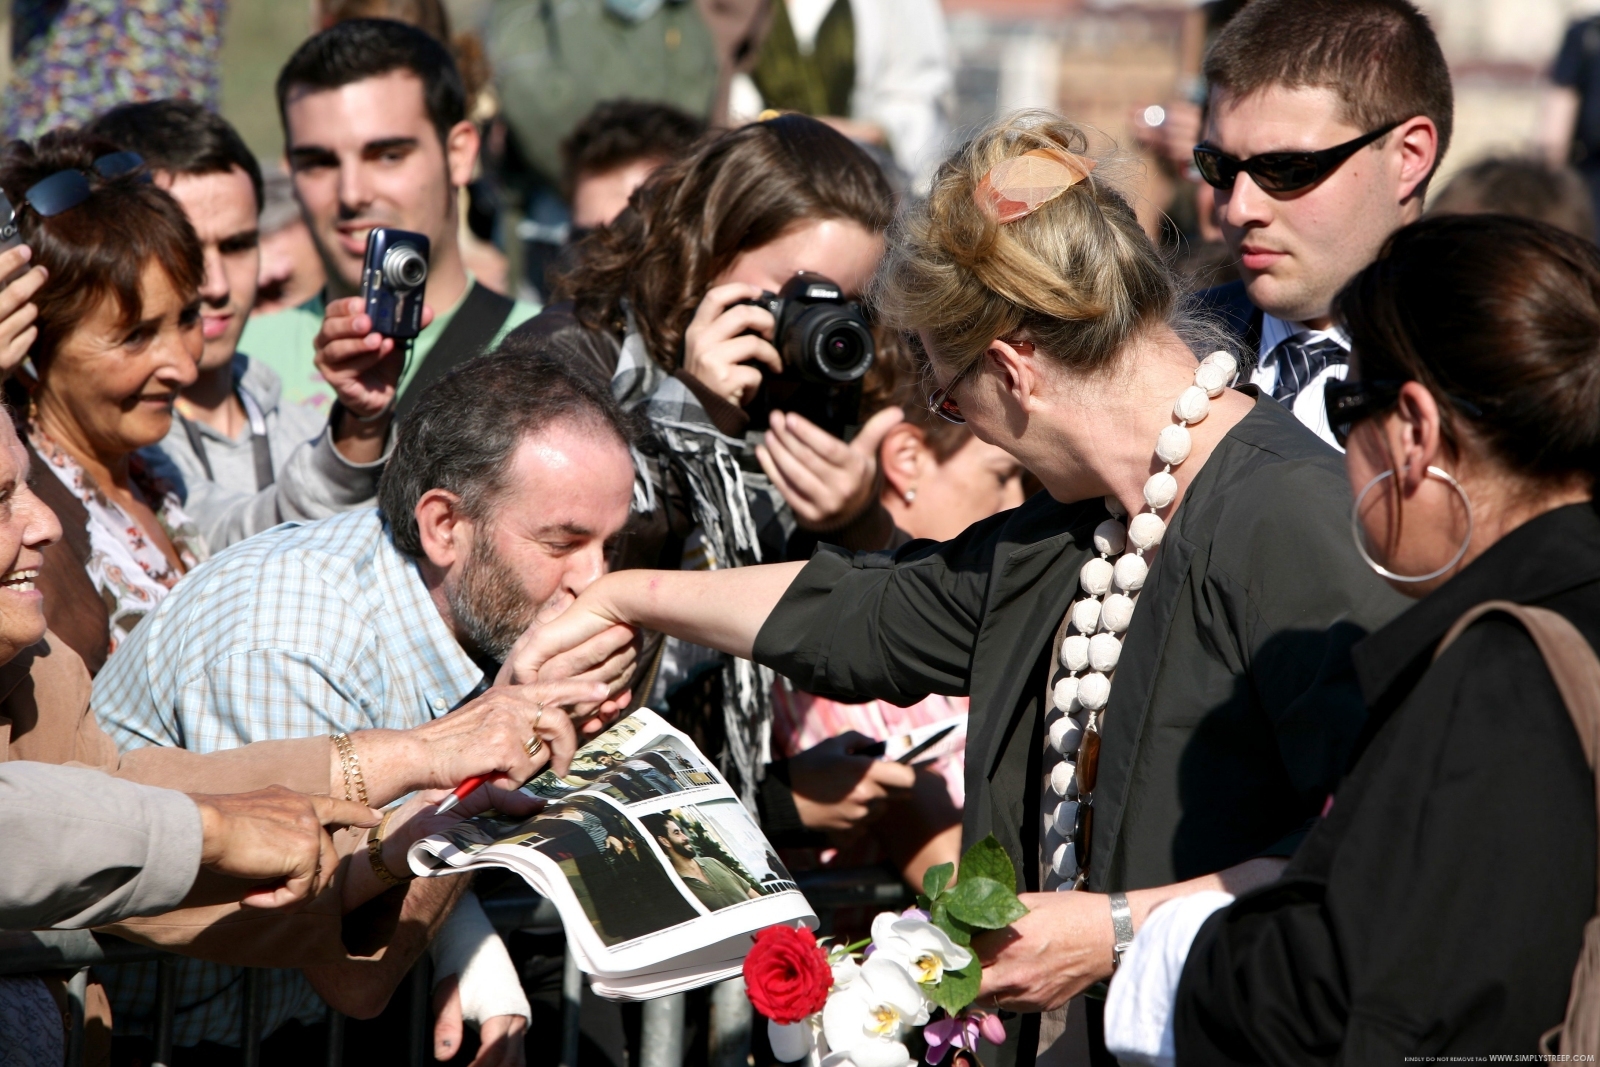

{"left": 743, "top": 924, "right": 831, "bottom": 1024}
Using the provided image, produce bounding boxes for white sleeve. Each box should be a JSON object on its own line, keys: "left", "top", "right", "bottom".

{"left": 1103, "top": 891, "right": 1235, "bottom": 1067}
{"left": 430, "top": 891, "right": 532, "bottom": 1026}
{"left": 850, "top": 0, "right": 953, "bottom": 192}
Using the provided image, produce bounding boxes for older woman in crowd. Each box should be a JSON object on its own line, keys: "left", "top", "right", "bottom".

{"left": 0, "top": 129, "right": 395, "bottom": 673}
{"left": 1102, "top": 215, "right": 1600, "bottom": 1062}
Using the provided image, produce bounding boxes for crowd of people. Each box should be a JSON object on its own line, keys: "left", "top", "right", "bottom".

{"left": 0, "top": 0, "right": 1596, "bottom": 1066}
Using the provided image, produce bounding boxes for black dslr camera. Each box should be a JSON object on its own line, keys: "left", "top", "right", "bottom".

{"left": 361, "top": 227, "right": 430, "bottom": 339}
{"left": 739, "top": 272, "right": 875, "bottom": 438}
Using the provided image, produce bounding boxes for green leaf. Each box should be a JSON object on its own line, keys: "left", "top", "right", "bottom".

{"left": 928, "top": 899, "right": 971, "bottom": 945}
{"left": 915, "top": 893, "right": 932, "bottom": 912}
{"left": 926, "top": 960, "right": 982, "bottom": 1014}
{"left": 943, "top": 876, "right": 1030, "bottom": 930}
{"left": 958, "top": 836, "right": 1018, "bottom": 894}
{"left": 923, "top": 862, "right": 955, "bottom": 902}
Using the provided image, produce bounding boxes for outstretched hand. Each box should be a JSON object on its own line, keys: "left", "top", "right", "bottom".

{"left": 188, "top": 786, "right": 381, "bottom": 910}
{"left": 433, "top": 976, "right": 527, "bottom": 1067}
{"left": 496, "top": 599, "right": 638, "bottom": 735}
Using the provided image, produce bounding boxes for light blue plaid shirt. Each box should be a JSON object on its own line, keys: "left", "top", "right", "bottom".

{"left": 91, "top": 507, "right": 485, "bottom": 1047}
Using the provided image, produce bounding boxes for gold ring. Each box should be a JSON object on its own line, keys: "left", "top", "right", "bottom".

{"left": 525, "top": 735, "right": 544, "bottom": 758}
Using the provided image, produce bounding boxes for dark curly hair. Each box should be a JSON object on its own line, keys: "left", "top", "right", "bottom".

{"left": 554, "top": 114, "right": 894, "bottom": 373}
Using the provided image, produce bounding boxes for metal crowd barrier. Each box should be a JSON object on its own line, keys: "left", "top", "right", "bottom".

{"left": 0, "top": 868, "right": 909, "bottom": 1067}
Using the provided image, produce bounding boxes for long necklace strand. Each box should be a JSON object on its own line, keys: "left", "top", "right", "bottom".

{"left": 1047, "top": 350, "right": 1238, "bottom": 887}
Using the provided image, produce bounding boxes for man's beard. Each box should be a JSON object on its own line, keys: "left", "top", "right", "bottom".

{"left": 447, "top": 531, "right": 538, "bottom": 665}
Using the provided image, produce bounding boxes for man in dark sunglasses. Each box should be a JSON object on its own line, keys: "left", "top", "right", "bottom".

{"left": 1188, "top": 0, "right": 1452, "bottom": 449}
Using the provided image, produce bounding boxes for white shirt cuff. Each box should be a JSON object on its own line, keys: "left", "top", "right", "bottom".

{"left": 1103, "top": 890, "right": 1235, "bottom": 1067}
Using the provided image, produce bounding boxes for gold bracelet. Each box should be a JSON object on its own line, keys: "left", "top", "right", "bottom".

{"left": 331, "top": 732, "right": 368, "bottom": 806}
{"left": 366, "top": 808, "right": 410, "bottom": 886}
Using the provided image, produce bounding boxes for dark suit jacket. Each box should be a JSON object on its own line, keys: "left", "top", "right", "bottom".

{"left": 753, "top": 396, "right": 1406, "bottom": 1067}
{"left": 1190, "top": 279, "right": 1264, "bottom": 368}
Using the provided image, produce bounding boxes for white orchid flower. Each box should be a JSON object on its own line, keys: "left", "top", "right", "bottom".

{"left": 868, "top": 913, "right": 974, "bottom": 987}
{"left": 820, "top": 956, "right": 930, "bottom": 1067}
{"left": 831, "top": 954, "right": 861, "bottom": 991}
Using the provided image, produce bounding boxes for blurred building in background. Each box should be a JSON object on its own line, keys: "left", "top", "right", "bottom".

{"left": 943, "top": 0, "right": 1600, "bottom": 223}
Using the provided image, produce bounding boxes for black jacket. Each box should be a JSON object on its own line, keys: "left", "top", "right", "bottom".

{"left": 1190, "top": 279, "right": 1263, "bottom": 364}
{"left": 1176, "top": 502, "right": 1600, "bottom": 1062}
{"left": 753, "top": 396, "right": 1405, "bottom": 1067}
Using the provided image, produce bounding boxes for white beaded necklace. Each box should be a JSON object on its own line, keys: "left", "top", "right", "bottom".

{"left": 1045, "top": 350, "right": 1238, "bottom": 887}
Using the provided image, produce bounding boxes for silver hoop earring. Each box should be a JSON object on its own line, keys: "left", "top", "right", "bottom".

{"left": 1351, "top": 465, "right": 1473, "bottom": 583}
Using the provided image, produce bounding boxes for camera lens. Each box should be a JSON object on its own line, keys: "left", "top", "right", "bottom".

{"left": 383, "top": 244, "right": 429, "bottom": 290}
{"left": 823, "top": 330, "right": 863, "bottom": 373}
{"left": 777, "top": 296, "right": 875, "bottom": 382}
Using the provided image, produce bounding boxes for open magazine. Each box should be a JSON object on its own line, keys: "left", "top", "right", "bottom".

{"left": 408, "top": 710, "right": 817, "bottom": 1000}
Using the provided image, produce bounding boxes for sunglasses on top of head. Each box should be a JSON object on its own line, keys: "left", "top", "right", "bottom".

{"left": 1192, "top": 120, "right": 1403, "bottom": 194}
{"left": 13, "top": 152, "right": 148, "bottom": 220}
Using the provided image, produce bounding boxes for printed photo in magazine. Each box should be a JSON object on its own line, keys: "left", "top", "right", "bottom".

{"left": 408, "top": 710, "right": 816, "bottom": 998}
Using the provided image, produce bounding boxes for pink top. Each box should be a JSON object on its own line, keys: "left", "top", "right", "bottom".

{"left": 770, "top": 683, "right": 968, "bottom": 807}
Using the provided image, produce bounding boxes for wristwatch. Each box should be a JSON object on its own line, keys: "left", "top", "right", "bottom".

{"left": 1109, "top": 892, "right": 1135, "bottom": 970}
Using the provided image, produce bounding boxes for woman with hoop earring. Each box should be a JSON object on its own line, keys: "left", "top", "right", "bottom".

{"left": 1098, "top": 213, "right": 1600, "bottom": 1061}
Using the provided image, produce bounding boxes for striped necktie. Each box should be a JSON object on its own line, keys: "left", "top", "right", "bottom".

{"left": 1269, "top": 336, "right": 1348, "bottom": 409}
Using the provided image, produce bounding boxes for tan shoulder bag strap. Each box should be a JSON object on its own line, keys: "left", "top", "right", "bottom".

{"left": 1435, "top": 599, "right": 1600, "bottom": 1055}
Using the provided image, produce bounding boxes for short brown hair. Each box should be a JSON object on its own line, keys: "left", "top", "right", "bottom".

{"left": 1205, "top": 0, "right": 1454, "bottom": 169}
{"left": 379, "top": 338, "right": 636, "bottom": 559}
{"left": 560, "top": 99, "right": 706, "bottom": 203}
{"left": 1428, "top": 157, "right": 1596, "bottom": 240}
{"left": 0, "top": 130, "right": 203, "bottom": 369}
{"left": 555, "top": 114, "right": 894, "bottom": 372}
{"left": 1337, "top": 214, "right": 1600, "bottom": 484}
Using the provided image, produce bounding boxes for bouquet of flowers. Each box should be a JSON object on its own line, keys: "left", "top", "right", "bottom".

{"left": 743, "top": 836, "right": 1027, "bottom": 1067}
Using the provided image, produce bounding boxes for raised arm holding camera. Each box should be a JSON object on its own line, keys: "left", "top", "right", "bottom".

{"left": 508, "top": 114, "right": 904, "bottom": 807}
{"left": 241, "top": 19, "right": 540, "bottom": 418}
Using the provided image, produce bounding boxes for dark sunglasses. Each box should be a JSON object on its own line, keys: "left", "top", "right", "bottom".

{"left": 20, "top": 152, "right": 147, "bottom": 219}
{"left": 1324, "top": 377, "right": 1485, "bottom": 448}
{"left": 1192, "top": 121, "right": 1402, "bottom": 193}
{"left": 926, "top": 339, "right": 1034, "bottom": 425}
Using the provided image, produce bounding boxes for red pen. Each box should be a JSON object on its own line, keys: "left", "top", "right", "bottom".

{"left": 434, "top": 774, "right": 490, "bottom": 816}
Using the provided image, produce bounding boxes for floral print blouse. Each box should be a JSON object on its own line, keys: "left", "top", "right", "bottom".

{"left": 30, "top": 428, "right": 208, "bottom": 653}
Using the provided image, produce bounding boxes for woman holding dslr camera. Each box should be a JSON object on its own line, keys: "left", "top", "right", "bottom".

{"left": 516, "top": 113, "right": 906, "bottom": 806}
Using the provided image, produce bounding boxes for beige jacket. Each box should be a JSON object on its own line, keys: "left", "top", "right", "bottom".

{"left": 0, "top": 632, "right": 397, "bottom": 968}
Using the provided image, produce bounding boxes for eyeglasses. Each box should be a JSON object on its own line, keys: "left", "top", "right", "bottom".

{"left": 926, "top": 339, "right": 1033, "bottom": 424}
{"left": 1324, "top": 378, "right": 1403, "bottom": 448}
{"left": 1192, "top": 121, "right": 1402, "bottom": 193}
{"left": 18, "top": 152, "right": 147, "bottom": 219}
{"left": 1323, "top": 377, "right": 1485, "bottom": 448}
{"left": 927, "top": 361, "right": 977, "bottom": 424}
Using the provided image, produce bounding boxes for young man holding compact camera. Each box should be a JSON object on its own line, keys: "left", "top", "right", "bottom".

{"left": 86, "top": 99, "right": 399, "bottom": 552}
{"left": 240, "top": 18, "right": 539, "bottom": 416}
